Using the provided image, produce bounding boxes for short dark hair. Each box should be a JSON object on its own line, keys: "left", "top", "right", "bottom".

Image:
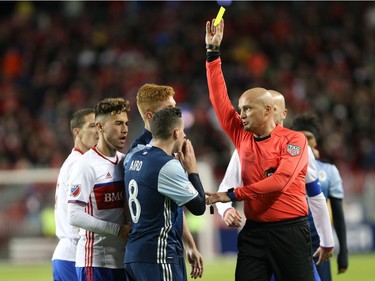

{"left": 291, "top": 113, "right": 320, "bottom": 139}
{"left": 150, "top": 107, "right": 182, "bottom": 140}
{"left": 95, "top": 97, "right": 130, "bottom": 118}
{"left": 70, "top": 108, "right": 95, "bottom": 134}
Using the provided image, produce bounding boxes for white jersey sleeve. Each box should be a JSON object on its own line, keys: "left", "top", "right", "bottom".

{"left": 305, "top": 147, "right": 335, "bottom": 248}
{"left": 307, "top": 194, "right": 335, "bottom": 248}
{"left": 217, "top": 150, "right": 242, "bottom": 218}
{"left": 305, "top": 146, "right": 318, "bottom": 184}
{"left": 68, "top": 203, "right": 120, "bottom": 236}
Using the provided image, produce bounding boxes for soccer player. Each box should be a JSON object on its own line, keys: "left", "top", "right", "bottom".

{"left": 124, "top": 107, "right": 206, "bottom": 281}
{"left": 67, "top": 98, "right": 131, "bottom": 281}
{"left": 126, "top": 83, "right": 204, "bottom": 279}
{"left": 204, "top": 19, "right": 332, "bottom": 281}
{"left": 216, "top": 91, "right": 334, "bottom": 281}
{"left": 292, "top": 113, "right": 348, "bottom": 281}
{"left": 52, "top": 108, "right": 98, "bottom": 281}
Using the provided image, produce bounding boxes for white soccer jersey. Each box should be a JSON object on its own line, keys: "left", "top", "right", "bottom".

{"left": 68, "top": 147, "right": 126, "bottom": 268}
{"left": 216, "top": 149, "right": 242, "bottom": 217}
{"left": 52, "top": 148, "right": 82, "bottom": 262}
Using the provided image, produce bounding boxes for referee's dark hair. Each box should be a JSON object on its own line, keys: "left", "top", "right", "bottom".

{"left": 150, "top": 107, "right": 182, "bottom": 140}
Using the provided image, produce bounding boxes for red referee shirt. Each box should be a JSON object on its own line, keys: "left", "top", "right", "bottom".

{"left": 207, "top": 58, "right": 309, "bottom": 222}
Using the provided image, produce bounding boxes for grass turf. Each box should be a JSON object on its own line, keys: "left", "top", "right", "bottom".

{"left": 0, "top": 253, "right": 374, "bottom": 281}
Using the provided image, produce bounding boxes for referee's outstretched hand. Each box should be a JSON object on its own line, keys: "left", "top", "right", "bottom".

{"left": 205, "top": 191, "right": 231, "bottom": 204}
{"left": 205, "top": 18, "right": 224, "bottom": 47}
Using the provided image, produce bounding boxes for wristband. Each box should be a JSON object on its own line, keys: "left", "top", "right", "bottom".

{"left": 206, "top": 44, "right": 220, "bottom": 51}
{"left": 226, "top": 188, "right": 236, "bottom": 202}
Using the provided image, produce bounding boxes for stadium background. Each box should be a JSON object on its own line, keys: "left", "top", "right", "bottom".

{"left": 0, "top": 0, "right": 374, "bottom": 277}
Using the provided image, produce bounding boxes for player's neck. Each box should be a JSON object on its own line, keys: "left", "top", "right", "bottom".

{"left": 152, "top": 140, "right": 174, "bottom": 156}
{"left": 96, "top": 141, "right": 117, "bottom": 157}
{"left": 253, "top": 122, "right": 276, "bottom": 138}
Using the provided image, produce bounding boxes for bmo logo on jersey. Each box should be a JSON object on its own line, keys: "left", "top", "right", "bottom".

{"left": 94, "top": 181, "right": 124, "bottom": 210}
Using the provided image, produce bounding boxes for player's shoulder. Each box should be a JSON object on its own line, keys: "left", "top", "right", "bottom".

{"left": 275, "top": 125, "right": 306, "bottom": 141}
{"left": 317, "top": 159, "right": 337, "bottom": 170}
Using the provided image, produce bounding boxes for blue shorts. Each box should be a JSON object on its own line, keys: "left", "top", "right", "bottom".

{"left": 52, "top": 260, "right": 78, "bottom": 281}
{"left": 125, "top": 258, "right": 187, "bottom": 281}
{"left": 76, "top": 267, "right": 125, "bottom": 281}
{"left": 316, "top": 260, "right": 331, "bottom": 281}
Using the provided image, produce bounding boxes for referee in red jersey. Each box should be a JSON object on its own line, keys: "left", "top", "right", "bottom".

{"left": 204, "top": 19, "right": 326, "bottom": 281}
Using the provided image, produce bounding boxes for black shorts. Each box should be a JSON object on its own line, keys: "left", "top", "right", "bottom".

{"left": 235, "top": 216, "right": 314, "bottom": 281}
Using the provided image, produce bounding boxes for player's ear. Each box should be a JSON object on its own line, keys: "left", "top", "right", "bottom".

{"left": 145, "top": 111, "right": 153, "bottom": 120}
{"left": 265, "top": 104, "right": 272, "bottom": 116}
{"left": 172, "top": 128, "right": 179, "bottom": 140}
{"left": 72, "top": 127, "right": 80, "bottom": 137}
{"left": 96, "top": 122, "right": 103, "bottom": 132}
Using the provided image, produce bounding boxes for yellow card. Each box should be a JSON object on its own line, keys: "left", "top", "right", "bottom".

{"left": 214, "top": 6, "right": 226, "bottom": 26}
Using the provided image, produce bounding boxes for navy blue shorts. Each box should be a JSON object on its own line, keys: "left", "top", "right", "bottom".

{"left": 125, "top": 258, "right": 187, "bottom": 281}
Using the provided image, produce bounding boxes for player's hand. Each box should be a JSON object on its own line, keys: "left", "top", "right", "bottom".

{"left": 313, "top": 247, "right": 333, "bottom": 265}
{"left": 205, "top": 191, "right": 231, "bottom": 204}
{"left": 223, "top": 208, "right": 242, "bottom": 228}
{"left": 186, "top": 248, "right": 204, "bottom": 279}
{"left": 337, "top": 250, "right": 348, "bottom": 274}
{"left": 175, "top": 139, "right": 198, "bottom": 174}
{"left": 205, "top": 18, "right": 224, "bottom": 47}
{"left": 118, "top": 224, "right": 131, "bottom": 240}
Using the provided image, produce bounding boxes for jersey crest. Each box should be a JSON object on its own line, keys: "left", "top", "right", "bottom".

{"left": 70, "top": 184, "right": 81, "bottom": 197}
{"left": 287, "top": 144, "right": 301, "bottom": 156}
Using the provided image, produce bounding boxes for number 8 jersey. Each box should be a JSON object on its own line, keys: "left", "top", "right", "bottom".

{"left": 124, "top": 145, "right": 198, "bottom": 264}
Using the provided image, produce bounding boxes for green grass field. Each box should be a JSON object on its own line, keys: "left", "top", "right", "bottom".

{"left": 0, "top": 253, "right": 374, "bottom": 280}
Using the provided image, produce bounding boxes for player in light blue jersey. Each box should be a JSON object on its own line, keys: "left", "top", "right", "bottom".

{"left": 292, "top": 113, "right": 348, "bottom": 281}
{"left": 124, "top": 107, "right": 206, "bottom": 281}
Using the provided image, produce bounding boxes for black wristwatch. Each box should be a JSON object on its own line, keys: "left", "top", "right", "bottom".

{"left": 226, "top": 188, "right": 236, "bottom": 202}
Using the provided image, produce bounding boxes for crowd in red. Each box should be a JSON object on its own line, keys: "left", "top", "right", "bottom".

{"left": 1, "top": 1, "right": 374, "bottom": 176}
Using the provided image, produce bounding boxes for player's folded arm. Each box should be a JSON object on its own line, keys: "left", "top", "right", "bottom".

{"left": 68, "top": 202, "right": 121, "bottom": 236}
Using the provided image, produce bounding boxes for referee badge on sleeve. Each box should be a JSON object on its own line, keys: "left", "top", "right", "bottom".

{"left": 70, "top": 184, "right": 81, "bottom": 197}
{"left": 287, "top": 144, "right": 301, "bottom": 156}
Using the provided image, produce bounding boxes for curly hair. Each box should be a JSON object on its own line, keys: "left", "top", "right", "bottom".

{"left": 95, "top": 97, "right": 130, "bottom": 118}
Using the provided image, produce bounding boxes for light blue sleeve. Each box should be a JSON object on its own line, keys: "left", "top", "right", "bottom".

{"left": 157, "top": 159, "right": 198, "bottom": 206}
{"left": 124, "top": 144, "right": 147, "bottom": 169}
{"left": 327, "top": 164, "right": 344, "bottom": 199}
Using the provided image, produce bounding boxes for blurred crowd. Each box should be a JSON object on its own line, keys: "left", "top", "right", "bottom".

{"left": 1, "top": 1, "right": 375, "bottom": 178}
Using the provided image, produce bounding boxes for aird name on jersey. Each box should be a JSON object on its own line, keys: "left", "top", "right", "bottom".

{"left": 129, "top": 160, "right": 143, "bottom": 171}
